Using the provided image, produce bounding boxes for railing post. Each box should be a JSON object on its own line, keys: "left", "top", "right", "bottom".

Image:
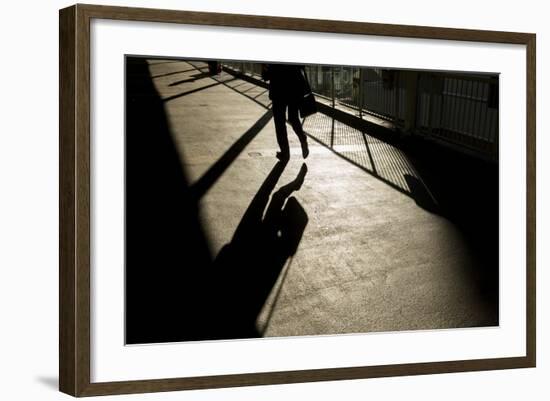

{"left": 427, "top": 74, "right": 433, "bottom": 137}
{"left": 394, "top": 70, "right": 400, "bottom": 128}
{"left": 402, "top": 70, "right": 419, "bottom": 135}
{"left": 331, "top": 67, "right": 335, "bottom": 108}
{"left": 359, "top": 68, "right": 363, "bottom": 119}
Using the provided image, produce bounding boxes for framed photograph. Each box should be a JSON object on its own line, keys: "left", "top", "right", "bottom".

{"left": 59, "top": 4, "right": 536, "bottom": 397}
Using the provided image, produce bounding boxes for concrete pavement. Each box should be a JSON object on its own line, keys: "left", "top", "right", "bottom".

{"left": 137, "top": 58, "right": 498, "bottom": 339}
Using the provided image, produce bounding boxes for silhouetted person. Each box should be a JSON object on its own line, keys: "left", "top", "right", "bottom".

{"left": 262, "top": 64, "right": 309, "bottom": 161}
{"left": 207, "top": 60, "right": 221, "bottom": 75}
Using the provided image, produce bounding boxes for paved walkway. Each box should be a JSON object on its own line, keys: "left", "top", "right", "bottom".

{"left": 144, "top": 59, "right": 497, "bottom": 338}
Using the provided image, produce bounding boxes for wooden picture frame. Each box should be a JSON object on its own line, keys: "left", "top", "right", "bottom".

{"left": 59, "top": 3, "right": 536, "bottom": 397}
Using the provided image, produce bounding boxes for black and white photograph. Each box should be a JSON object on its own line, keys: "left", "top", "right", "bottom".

{"left": 125, "top": 57, "right": 500, "bottom": 344}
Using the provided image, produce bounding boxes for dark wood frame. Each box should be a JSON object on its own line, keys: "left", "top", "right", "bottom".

{"left": 59, "top": 3, "right": 536, "bottom": 397}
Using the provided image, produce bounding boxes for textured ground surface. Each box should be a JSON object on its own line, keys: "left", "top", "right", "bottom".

{"left": 133, "top": 59, "right": 498, "bottom": 339}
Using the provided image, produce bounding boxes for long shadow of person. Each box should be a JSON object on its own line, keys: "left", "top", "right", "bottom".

{"left": 210, "top": 162, "right": 309, "bottom": 339}
{"left": 125, "top": 57, "right": 308, "bottom": 343}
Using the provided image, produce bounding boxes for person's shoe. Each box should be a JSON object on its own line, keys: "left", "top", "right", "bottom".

{"left": 276, "top": 151, "right": 290, "bottom": 162}
{"left": 299, "top": 136, "right": 309, "bottom": 159}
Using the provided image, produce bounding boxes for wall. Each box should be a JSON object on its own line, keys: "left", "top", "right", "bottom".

{"left": 0, "top": 0, "right": 546, "bottom": 399}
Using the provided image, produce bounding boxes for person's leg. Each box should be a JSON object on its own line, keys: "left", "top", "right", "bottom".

{"left": 272, "top": 100, "right": 290, "bottom": 160}
{"left": 287, "top": 101, "right": 304, "bottom": 136}
{"left": 288, "top": 101, "right": 309, "bottom": 159}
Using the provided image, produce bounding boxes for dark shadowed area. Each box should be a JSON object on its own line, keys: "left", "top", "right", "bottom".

{"left": 126, "top": 58, "right": 309, "bottom": 342}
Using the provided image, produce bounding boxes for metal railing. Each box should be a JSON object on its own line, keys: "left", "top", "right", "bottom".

{"left": 223, "top": 61, "right": 263, "bottom": 78}
{"left": 221, "top": 62, "right": 498, "bottom": 161}
{"left": 304, "top": 66, "right": 405, "bottom": 126}
{"left": 416, "top": 73, "right": 499, "bottom": 157}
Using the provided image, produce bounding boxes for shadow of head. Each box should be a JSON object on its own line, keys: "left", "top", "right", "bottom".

{"left": 279, "top": 196, "right": 308, "bottom": 255}
{"left": 404, "top": 174, "right": 440, "bottom": 214}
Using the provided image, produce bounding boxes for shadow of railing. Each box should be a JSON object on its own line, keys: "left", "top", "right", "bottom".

{"left": 151, "top": 67, "right": 198, "bottom": 79}
{"left": 302, "top": 112, "right": 439, "bottom": 213}
{"left": 190, "top": 109, "right": 273, "bottom": 199}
